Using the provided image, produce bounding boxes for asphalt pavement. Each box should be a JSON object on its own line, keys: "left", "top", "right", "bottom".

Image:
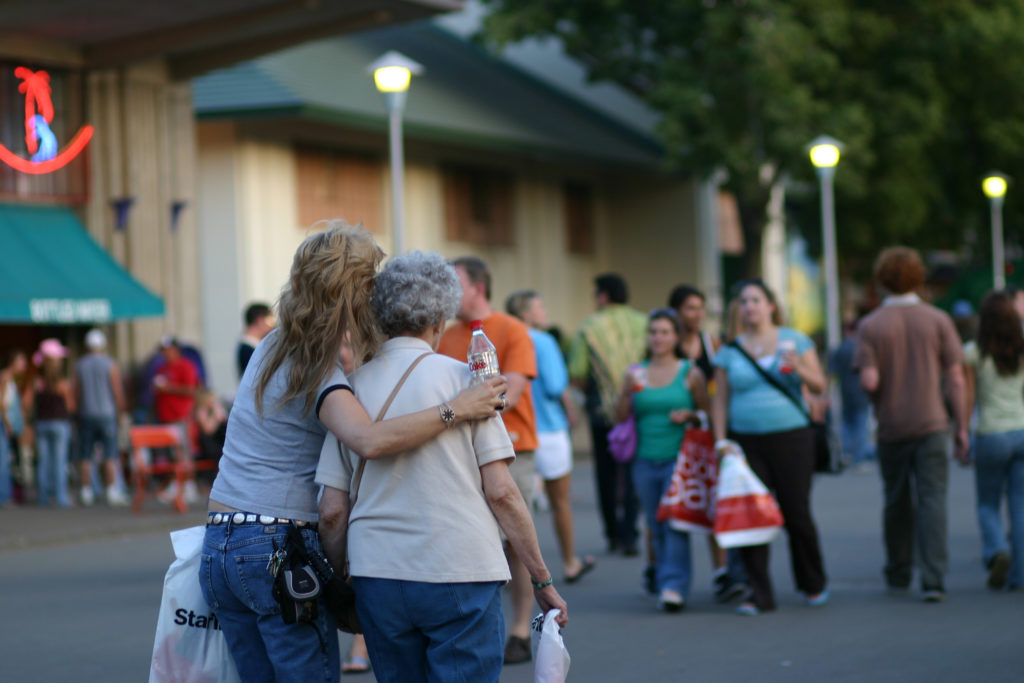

{"left": 1, "top": 458, "right": 1022, "bottom": 682}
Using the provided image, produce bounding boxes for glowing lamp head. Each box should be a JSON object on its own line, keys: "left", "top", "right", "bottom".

{"left": 810, "top": 143, "right": 840, "bottom": 169}
{"left": 368, "top": 51, "right": 424, "bottom": 95}
{"left": 807, "top": 135, "right": 844, "bottom": 171}
{"left": 374, "top": 66, "right": 411, "bottom": 93}
{"left": 983, "top": 174, "right": 1008, "bottom": 199}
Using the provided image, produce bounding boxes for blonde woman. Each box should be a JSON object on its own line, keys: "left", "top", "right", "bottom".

{"left": 199, "top": 224, "right": 506, "bottom": 682}
{"left": 711, "top": 279, "right": 828, "bottom": 615}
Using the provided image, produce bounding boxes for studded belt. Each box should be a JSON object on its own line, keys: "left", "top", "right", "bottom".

{"left": 207, "top": 511, "right": 318, "bottom": 530}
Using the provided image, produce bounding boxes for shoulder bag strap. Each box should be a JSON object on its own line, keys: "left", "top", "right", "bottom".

{"left": 728, "top": 341, "right": 812, "bottom": 422}
{"left": 349, "top": 351, "right": 432, "bottom": 508}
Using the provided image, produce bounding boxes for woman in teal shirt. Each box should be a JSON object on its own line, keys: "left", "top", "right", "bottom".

{"left": 711, "top": 279, "right": 828, "bottom": 615}
{"left": 615, "top": 309, "right": 708, "bottom": 612}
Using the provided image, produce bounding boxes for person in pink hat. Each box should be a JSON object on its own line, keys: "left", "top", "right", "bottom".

{"left": 27, "top": 339, "right": 75, "bottom": 507}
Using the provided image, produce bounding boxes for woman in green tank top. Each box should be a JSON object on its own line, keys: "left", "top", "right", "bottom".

{"left": 614, "top": 309, "right": 708, "bottom": 611}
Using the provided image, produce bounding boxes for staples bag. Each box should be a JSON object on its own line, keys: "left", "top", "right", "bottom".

{"left": 656, "top": 428, "right": 717, "bottom": 532}
{"left": 713, "top": 451, "right": 784, "bottom": 548}
{"left": 150, "top": 526, "right": 240, "bottom": 683}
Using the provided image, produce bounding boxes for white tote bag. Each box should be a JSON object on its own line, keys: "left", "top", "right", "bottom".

{"left": 149, "top": 526, "right": 241, "bottom": 683}
{"left": 530, "top": 609, "right": 570, "bottom": 683}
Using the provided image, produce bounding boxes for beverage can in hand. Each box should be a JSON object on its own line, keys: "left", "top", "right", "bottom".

{"left": 777, "top": 339, "right": 797, "bottom": 374}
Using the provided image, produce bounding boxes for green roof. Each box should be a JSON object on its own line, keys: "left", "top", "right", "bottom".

{"left": 193, "top": 22, "right": 665, "bottom": 168}
{"left": 0, "top": 205, "right": 164, "bottom": 323}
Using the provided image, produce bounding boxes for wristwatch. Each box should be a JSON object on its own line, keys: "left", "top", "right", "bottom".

{"left": 439, "top": 402, "right": 456, "bottom": 429}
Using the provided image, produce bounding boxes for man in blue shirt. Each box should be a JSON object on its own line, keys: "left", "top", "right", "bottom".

{"left": 507, "top": 290, "right": 596, "bottom": 584}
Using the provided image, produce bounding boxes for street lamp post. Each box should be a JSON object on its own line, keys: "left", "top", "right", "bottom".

{"left": 983, "top": 172, "right": 1009, "bottom": 290}
{"left": 370, "top": 51, "right": 423, "bottom": 256}
{"left": 808, "top": 135, "right": 844, "bottom": 354}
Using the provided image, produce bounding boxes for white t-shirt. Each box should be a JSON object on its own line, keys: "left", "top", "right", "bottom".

{"left": 316, "top": 337, "right": 514, "bottom": 584}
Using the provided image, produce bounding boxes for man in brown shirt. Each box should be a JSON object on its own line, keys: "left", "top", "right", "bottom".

{"left": 854, "top": 247, "right": 969, "bottom": 602}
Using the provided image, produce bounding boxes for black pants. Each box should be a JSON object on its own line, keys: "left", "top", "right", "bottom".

{"left": 731, "top": 427, "right": 827, "bottom": 610}
{"left": 590, "top": 414, "right": 638, "bottom": 550}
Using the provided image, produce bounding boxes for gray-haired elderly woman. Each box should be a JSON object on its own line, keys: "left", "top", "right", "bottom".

{"left": 316, "top": 251, "right": 567, "bottom": 683}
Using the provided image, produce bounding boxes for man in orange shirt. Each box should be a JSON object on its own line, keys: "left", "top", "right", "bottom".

{"left": 438, "top": 256, "right": 539, "bottom": 665}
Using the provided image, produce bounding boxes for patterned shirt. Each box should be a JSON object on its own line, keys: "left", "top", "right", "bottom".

{"left": 568, "top": 304, "right": 648, "bottom": 422}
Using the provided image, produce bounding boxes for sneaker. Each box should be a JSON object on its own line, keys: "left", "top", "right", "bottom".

{"left": 183, "top": 480, "right": 201, "bottom": 505}
{"left": 735, "top": 602, "right": 761, "bottom": 616}
{"left": 503, "top": 636, "right": 531, "bottom": 664}
{"left": 106, "top": 486, "right": 129, "bottom": 507}
{"left": 156, "top": 480, "right": 179, "bottom": 504}
{"left": 987, "top": 551, "right": 1012, "bottom": 590}
{"left": 80, "top": 486, "right": 95, "bottom": 507}
{"left": 658, "top": 588, "right": 684, "bottom": 612}
{"left": 921, "top": 587, "right": 947, "bottom": 603}
{"left": 714, "top": 572, "right": 748, "bottom": 603}
{"left": 805, "top": 587, "right": 830, "bottom": 607}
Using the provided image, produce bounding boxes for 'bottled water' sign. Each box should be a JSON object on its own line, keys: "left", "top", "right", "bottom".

{"left": 30, "top": 298, "right": 112, "bottom": 323}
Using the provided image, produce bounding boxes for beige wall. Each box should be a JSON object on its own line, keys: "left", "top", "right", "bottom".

{"left": 196, "top": 123, "right": 307, "bottom": 394}
{"left": 605, "top": 178, "right": 700, "bottom": 316}
{"left": 195, "top": 131, "right": 700, "bottom": 391}
{"left": 84, "top": 60, "right": 199, "bottom": 369}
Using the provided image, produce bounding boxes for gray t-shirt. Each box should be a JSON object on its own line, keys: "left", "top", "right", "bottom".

{"left": 76, "top": 353, "right": 116, "bottom": 419}
{"left": 210, "top": 329, "right": 350, "bottom": 521}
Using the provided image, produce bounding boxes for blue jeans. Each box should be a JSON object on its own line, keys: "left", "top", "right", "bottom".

{"left": 199, "top": 521, "right": 339, "bottom": 683}
{"left": 632, "top": 458, "right": 692, "bottom": 597}
{"left": 973, "top": 430, "right": 1024, "bottom": 589}
{"left": 352, "top": 577, "right": 504, "bottom": 683}
{"left": 0, "top": 422, "right": 10, "bottom": 505}
{"left": 35, "top": 419, "right": 70, "bottom": 507}
{"left": 840, "top": 406, "right": 875, "bottom": 463}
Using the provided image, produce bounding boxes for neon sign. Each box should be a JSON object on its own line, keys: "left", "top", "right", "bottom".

{"left": 0, "top": 67, "right": 93, "bottom": 175}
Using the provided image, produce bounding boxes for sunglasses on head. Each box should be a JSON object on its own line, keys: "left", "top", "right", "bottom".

{"left": 648, "top": 307, "right": 678, "bottom": 319}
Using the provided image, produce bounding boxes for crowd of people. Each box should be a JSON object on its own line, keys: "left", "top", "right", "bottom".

{"left": 0, "top": 329, "right": 235, "bottom": 509}
{"left": 2, "top": 227, "right": 1022, "bottom": 681}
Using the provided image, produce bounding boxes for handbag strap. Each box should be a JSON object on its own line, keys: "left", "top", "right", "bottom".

{"left": 348, "top": 351, "right": 432, "bottom": 508}
{"left": 728, "top": 340, "right": 812, "bottom": 422}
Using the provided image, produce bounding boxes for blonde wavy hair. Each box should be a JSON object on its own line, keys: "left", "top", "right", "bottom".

{"left": 255, "top": 222, "right": 384, "bottom": 416}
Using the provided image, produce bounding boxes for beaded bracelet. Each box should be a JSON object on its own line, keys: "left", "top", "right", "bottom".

{"left": 531, "top": 576, "right": 554, "bottom": 590}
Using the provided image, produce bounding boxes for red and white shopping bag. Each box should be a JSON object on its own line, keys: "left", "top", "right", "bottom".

{"left": 656, "top": 428, "right": 717, "bottom": 532}
{"left": 713, "top": 450, "right": 784, "bottom": 548}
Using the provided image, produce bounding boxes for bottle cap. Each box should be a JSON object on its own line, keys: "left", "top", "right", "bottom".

{"left": 470, "top": 320, "right": 483, "bottom": 331}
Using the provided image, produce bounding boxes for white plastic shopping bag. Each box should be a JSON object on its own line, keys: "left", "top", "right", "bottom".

{"left": 713, "top": 448, "right": 784, "bottom": 548}
{"left": 530, "top": 609, "right": 570, "bottom": 683}
{"left": 149, "top": 526, "right": 241, "bottom": 683}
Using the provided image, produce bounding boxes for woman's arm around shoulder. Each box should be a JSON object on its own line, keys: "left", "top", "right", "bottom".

{"left": 319, "top": 375, "right": 507, "bottom": 460}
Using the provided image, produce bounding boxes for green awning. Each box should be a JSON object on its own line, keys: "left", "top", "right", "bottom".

{"left": 0, "top": 204, "right": 164, "bottom": 323}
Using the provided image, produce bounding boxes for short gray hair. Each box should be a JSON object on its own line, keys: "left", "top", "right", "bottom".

{"left": 373, "top": 251, "right": 461, "bottom": 337}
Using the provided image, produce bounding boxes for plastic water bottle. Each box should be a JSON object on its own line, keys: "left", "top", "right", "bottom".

{"left": 467, "top": 320, "right": 500, "bottom": 385}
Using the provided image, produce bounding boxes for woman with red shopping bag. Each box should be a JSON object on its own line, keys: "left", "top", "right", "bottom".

{"left": 711, "top": 279, "right": 829, "bottom": 616}
{"left": 615, "top": 308, "right": 709, "bottom": 612}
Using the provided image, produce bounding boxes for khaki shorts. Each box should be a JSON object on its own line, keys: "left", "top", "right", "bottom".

{"left": 499, "top": 450, "right": 535, "bottom": 541}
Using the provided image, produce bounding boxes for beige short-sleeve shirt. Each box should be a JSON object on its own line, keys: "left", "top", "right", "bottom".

{"left": 316, "top": 337, "right": 514, "bottom": 584}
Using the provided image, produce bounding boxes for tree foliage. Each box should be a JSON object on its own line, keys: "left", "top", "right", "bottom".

{"left": 480, "top": 0, "right": 1024, "bottom": 277}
